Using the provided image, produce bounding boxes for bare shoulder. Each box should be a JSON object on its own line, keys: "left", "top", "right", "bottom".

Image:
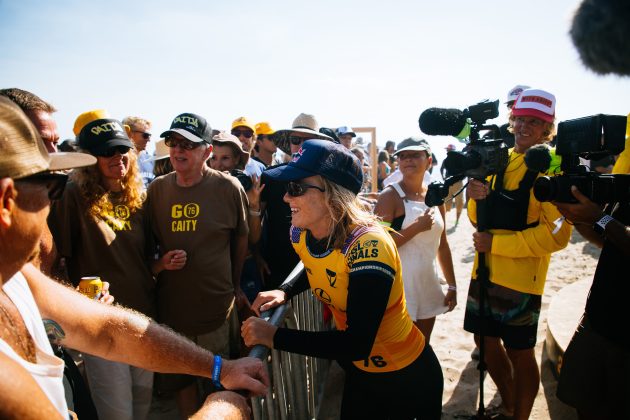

{"left": 374, "top": 187, "right": 402, "bottom": 218}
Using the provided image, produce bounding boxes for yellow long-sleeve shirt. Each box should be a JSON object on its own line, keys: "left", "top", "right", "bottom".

{"left": 467, "top": 151, "right": 572, "bottom": 295}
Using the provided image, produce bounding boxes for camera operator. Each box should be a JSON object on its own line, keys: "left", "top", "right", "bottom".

{"left": 553, "top": 174, "right": 630, "bottom": 418}
{"left": 464, "top": 88, "right": 571, "bottom": 420}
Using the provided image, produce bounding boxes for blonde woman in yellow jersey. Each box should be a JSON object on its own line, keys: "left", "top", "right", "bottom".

{"left": 242, "top": 140, "right": 443, "bottom": 419}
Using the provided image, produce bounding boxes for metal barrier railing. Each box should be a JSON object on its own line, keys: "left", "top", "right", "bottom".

{"left": 248, "top": 262, "right": 332, "bottom": 420}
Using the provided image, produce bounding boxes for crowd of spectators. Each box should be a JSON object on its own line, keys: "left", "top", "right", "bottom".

{"left": 0, "top": 82, "right": 627, "bottom": 420}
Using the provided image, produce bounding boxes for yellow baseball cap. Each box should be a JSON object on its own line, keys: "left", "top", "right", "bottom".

{"left": 73, "top": 109, "right": 109, "bottom": 136}
{"left": 255, "top": 122, "right": 275, "bottom": 136}
{"left": 231, "top": 116, "right": 256, "bottom": 132}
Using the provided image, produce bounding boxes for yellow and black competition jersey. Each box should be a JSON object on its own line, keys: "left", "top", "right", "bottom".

{"left": 273, "top": 224, "right": 425, "bottom": 373}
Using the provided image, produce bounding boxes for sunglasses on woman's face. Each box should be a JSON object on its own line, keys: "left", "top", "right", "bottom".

{"left": 231, "top": 129, "right": 253, "bottom": 139}
{"left": 285, "top": 181, "right": 325, "bottom": 197}
{"left": 18, "top": 172, "right": 69, "bottom": 200}
{"left": 164, "top": 137, "right": 202, "bottom": 150}
{"left": 98, "top": 146, "right": 131, "bottom": 158}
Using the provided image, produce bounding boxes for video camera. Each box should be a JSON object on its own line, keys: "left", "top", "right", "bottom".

{"left": 419, "top": 99, "right": 509, "bottom": 207}
{"left": 533, "top": 114, "right": 628, "bottom": 204}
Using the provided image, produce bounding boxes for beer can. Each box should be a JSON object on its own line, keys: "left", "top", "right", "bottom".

{"left": 78, "top": 276, "right": 103, "bottom": 300}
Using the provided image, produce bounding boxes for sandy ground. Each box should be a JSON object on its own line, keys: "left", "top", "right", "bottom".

{"left": 432, "top": 209, "right": 600, "bottom": 419}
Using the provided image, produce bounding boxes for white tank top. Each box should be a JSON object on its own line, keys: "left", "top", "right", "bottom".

{"left": 0, "top": 272, "right": 68, "bottom": 417}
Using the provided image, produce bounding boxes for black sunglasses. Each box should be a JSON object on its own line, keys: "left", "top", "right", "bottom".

{"left": 231, "top": 129, "right": 254, "bottom": 139}
{"left": 18, "top": 172, "right": 69, "bottom": 200}
{"left": 290, "top": 135, "right": 310, "bottom": 145}
{"left": 98, "top": 146, "right": 131, "bottom": 157}
{"left": 164, "top": 136, "right": 203, "bottom": 150}
{"left": 286, "top": 181, "right": 325, "bottom": 197}
{"left": 132, "top": 130, "right": 152, "bottom": 140}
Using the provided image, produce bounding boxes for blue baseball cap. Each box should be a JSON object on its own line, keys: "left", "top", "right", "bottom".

{"left": 265, "top": 139, "right": 363, "bottom": 194}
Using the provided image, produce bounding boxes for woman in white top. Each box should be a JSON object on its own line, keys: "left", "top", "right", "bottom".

{"left": 374, "top": 137, "right": 457, "bottom": 343}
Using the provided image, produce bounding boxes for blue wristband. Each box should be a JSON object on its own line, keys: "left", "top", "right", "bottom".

{"left": 212, "top": 355, "right": 224, "bottom": 390}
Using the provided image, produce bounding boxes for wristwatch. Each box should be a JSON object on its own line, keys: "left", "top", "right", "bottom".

{"left": 593, "top": 214, "right": 614, "bottom": 236}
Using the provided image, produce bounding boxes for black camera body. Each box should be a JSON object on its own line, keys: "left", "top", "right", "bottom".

{"left": 230, "top": 169, "right": 253, "bottom": 191}
{"left": 424, "top": 99, "right": 509, "bottom": 207}
{"left": 533, "top": 114, "right": 628, "bottom": 204}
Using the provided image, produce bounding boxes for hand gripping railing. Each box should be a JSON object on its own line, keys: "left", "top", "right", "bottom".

{"left": 248, "top": 262, "right": 332, "bottom": 420}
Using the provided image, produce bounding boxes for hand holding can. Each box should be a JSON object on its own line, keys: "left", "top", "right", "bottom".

{"left": 78, "top": 276, "right": 103, "bottom": 300}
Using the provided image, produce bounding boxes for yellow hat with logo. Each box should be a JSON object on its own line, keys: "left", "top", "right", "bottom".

{"left": 255, "top": 122, "right": 275, "bottom": 136}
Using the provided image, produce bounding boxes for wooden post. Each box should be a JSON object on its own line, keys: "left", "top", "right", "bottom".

{"left": 351, "top": 127, "right": 377, "bottom": 193}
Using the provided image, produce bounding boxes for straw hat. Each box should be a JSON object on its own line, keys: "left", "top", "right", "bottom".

{"left": 153, "top": 138, "right": 169, "bottom": 161}
{"left": 274, "top": 113, "right": 333, "bottom": 155}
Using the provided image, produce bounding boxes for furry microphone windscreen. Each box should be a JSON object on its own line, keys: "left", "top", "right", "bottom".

{"left": 570, "top": 0, "right": 630, "bottom": 76}
{"left": 524, "top": 144, "right": 552, "bottom": 173}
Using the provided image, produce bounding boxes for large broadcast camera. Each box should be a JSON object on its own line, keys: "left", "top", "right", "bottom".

{"left": 533, "top": 114, "right": 628, "bottom": 204}
{"left": 418, "top": 99, "right": 509, "bottom": 207}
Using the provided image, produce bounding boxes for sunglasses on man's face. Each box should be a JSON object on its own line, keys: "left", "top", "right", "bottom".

{"left": 18, "top": 172, "right": 69, "bottom": 201}
{"left": 98, "top": 146, "right": 131, "bottom": 158}
{"left": 164, "top": 137, "right": 202, "bottom": 150}
{"left": 231, "top": 129, "right": 254, "bottom": 139}
{"left": 132, "top": 130, "right": 151, "bottom": 140}
{"left": 285, "top": 181, "right": 325, "bottom": 197}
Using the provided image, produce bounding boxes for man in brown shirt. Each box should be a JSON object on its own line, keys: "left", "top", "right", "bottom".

{"left": 145, "top": 112, "right": 250, "bottom": 416}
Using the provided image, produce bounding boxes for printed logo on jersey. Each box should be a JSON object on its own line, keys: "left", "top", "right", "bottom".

{"left": 326, "top": 269, "right": 337, "bottom": 288}
{"left": 313, "top": 288, "right": 332, "bottom": 304}
{"left": 100, "top": 204, "right": 132, "bottom": 231}
{"left": 171, "top": 203, "right": 200, "bottom": 232}
{"left": 346, "top": 239, "right": 379, "bottom": 266}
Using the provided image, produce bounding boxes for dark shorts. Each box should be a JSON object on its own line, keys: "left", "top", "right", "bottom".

{"left": 556, "top": 315, "right": 630, "bottom": 418}
{"left": 339, "top": 345, "right": 443, "bottom": 420}
{"left": 463, "top": 279, "right": 541, "bottom": 349}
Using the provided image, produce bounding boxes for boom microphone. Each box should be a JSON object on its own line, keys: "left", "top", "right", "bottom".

{"left": 419, "top": 108, "right": 470, "bottom": 139}
{"left": 524, "top": 144, "right": 552, "bottom": 173}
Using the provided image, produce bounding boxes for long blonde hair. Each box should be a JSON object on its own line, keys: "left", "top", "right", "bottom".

{"left": 70, "top": 149, "right": 144, "bottom": 219}
{"left": 320, "top": 177, "right": 381, "bottom": 249}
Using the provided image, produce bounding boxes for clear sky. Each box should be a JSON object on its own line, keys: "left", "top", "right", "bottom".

{"left": 1, "top": 0, "right": 628, "bottom": 164}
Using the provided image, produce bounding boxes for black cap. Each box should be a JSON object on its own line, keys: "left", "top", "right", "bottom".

{"left": 78, "top": 119, "right": 133, "bottom": 156}
{"left": 264, "top": 139, "right": 363, "bottom": 194}
{"left": 160, "top": 113, "right": 212, "bottom": 144}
